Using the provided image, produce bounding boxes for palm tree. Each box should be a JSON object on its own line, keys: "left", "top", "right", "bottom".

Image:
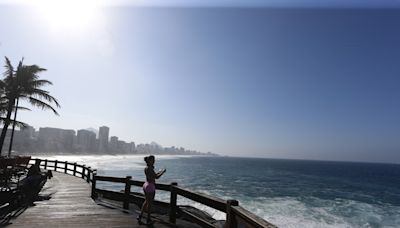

{"left": 0, "top": 57, "right": 60, "bottom": 156}
{"left": 0, "top": 80, "right": 30, "bottom": 134}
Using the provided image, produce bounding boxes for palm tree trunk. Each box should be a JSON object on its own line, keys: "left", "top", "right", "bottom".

{"left": 8, "top": 97, "right": 19, "bottom": 157}
{"left": 0, "top": 100, "right": 14, "bottom": 156}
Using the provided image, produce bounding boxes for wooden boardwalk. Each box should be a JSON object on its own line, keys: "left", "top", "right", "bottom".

{"left": 6, "top": 172, "right": 196, "bottom": 228}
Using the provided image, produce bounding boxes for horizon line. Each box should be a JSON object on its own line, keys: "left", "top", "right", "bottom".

{"left": 225, "top": 155, "right": 400, "bottom": 165}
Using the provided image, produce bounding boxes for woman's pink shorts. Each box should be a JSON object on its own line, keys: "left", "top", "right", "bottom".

{"left": 143, "top": 182, "right": 156, "bottom": 193}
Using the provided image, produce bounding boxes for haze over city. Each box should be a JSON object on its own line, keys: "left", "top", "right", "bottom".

{"left": 0, "top": 0, "right": 399, "bottom": 163}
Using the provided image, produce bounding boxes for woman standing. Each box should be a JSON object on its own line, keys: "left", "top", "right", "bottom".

{"left": 137, "top": 155, "right": 166, "bottom": 224}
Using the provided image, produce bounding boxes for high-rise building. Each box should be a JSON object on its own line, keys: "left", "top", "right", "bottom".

{"left": 98, "top": 126, "right": 109, "bottom": 153}
{"left": 109, "top": 136, "right": 118, "bottom": 153}
{"left": 15, "top": 126, "right": 36, "bottom": 153}
{"left": 130, "top": 142, "right": 136, "bottom": 154}
{"left": 77, "top": 129, "right": 96, "bottom": 152}
{"left": 20, "top": 126, "right": 35, "bottom": 139}
{"left": 38, "top": 127, "right": 75, "bottom": 152}
{"left": 117, "top": 140, "right": 130, "bottom": 154}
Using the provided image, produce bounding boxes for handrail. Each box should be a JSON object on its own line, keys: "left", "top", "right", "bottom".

{"left": 30, "top": 158, "right": 276, "bottom": 228}
{"left": 180, "top": 209, "right": 216, "bottom": 228}
{"left": 128, "top": 179, "right": 171, "bottom": 191}
{"left": 94, "top": 174, "right": 276, "bottom": 228}
{"left": 173, "top": 185, "right": 227, "bottom": 212}
{"left": 29, "top": 158, "right": 96, "bottom": 184}
{"left": 231, "top": 205, "right": 276, "bottom": 228}
{"left": 96, "top": 175, "right": 126, "bottom": 183}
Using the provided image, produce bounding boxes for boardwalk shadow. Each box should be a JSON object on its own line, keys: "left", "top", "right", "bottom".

{"left": 0, "top": 192, "right": 54, "bottom": 227}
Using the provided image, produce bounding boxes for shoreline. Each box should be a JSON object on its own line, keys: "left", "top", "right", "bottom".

{"left": 17, "top": 152, "right": 398, "bottom": 165}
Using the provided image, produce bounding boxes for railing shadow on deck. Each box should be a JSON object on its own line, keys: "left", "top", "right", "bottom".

{"left": 31, "top": 158, "right": 277, "bottom": 228}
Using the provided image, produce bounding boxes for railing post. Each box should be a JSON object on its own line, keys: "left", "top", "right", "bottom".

{"left": 82, "top": 165, "right": 86, "bottom": 179}
{"left": 123, "top": 176, "right": 132, "bottom": 209}
{"left": 87, "top": 167, "right": 91, "bottom": 183}
{"left": 91, "top": 173, "right": 97, "bottom": 199}
{"left": 44, "top": 159, "right": 48, "bottom": 169}
{"left": 64, "top": 162, "right": 68, "bottom": 174}
{"left": 54, "top": 160, "right": 58, "bottom": 171}
{"left": 169, "top": 182, "right": 178, "bottom": 224}
{"left": 226, "top": 200, "right": 239, "bottom": 228}
{"left": 73, "top": 163, "right": 77, "bottom": 176}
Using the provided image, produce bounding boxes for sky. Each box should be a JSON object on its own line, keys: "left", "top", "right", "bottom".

{"left": 0, "top": 0, "right": 399, "bottom": 163}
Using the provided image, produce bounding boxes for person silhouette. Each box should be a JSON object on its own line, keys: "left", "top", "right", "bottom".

{"left": 137, "top": 155, "right": 166, "bottom": 225}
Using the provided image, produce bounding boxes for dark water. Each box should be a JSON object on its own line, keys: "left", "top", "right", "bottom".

{"left": 160, "top": 157, "right": 400, "bottom": 202}
{"left": 44, "top": 155, "right": 400, "bottom": 227}
{"left": 158, "top": 157, "right": 400, "bottom": 227}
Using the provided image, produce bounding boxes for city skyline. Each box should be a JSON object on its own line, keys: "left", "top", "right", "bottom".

{"left": 0, "top": 1, "right": 399, "bottom": 163}
{"left": 1, "top": 124, "right": 209, "bottom": 156}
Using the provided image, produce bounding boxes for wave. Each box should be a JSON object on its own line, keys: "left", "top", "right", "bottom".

{"left": 244, "top": 196, "right": 400, "bottom": 228}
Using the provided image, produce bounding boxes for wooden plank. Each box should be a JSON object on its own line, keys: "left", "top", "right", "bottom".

{"left": 129, "top": 180, "right": 170, "bottom": 191}
{"left": 180, "top": 209, "right": 217, "bottom": 228}
{"left": 96, "top": 175, "right": 126, "bottom": 183}
{"left": 123, "top": 176, "right": 132, "bottom": 209}
{"left": 231, "top": 205, "right": 277, "bottom": 228}
{"left": 97, "top": 189, "right": 125, "bottom": 201}
{"left": 155, "top": 183, "right": 171, "bottom": 191}
{"left": 226, "top": 200, "right": 239, "bottom": 228}
{"left": 96, "top": 189, "right": 170, "bottom": 208}
{"left": 174, "top": 186, "right": 227, "bottom": 212}
{"left": 129, "top": 180, "right": 144, "bottom": 187}
{"left": 169, "top": 182, "right": 178, "bottom": 223}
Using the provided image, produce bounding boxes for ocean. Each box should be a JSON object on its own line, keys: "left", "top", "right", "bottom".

{"left": 38, "top": 155, "right": 400, "bottom": 228}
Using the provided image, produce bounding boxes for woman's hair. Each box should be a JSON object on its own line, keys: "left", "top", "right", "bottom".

{"left": 144, "top": 155, "right": 155, "bottom": 164}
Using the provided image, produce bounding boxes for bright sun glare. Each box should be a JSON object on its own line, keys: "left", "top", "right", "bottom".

{"left": 35, "top": 0, "right": 98, "bottom": 31}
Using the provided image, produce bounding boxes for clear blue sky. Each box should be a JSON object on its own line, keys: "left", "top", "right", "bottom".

{"left": 0, "top": 1, "right": 399, "bottom": 163}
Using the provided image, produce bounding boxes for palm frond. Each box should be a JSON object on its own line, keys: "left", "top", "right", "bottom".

{"left": 28, "top": 96, "right": 59, "bottom": 115}
{"left": 0, "top": 117, "right": 28, "bottom": 128}
{"left": 30, "top": 79, "right": 53, "bottom": 88}
{"left": 3, "top": 57, "right": 14, "bottom": 79}
{"left": 24, "top": 88, "right": 49, "bottom": 95}
{"left": 13, "top": 120, "right": 28, "bottom": 129}
{"left": 27, "top": 64, "right": 46, "bottom": 73}
{"left": 22, "top": 65, "right": 47, "bottom": 81}
{"left": 25, "top": 89, "right": 60, "bottom": 108}
{"left": 0, "top": 80, "right": 5, "bottom": 90}
{"left": 16, "top": 106, "right": 31, "bottom": 111}
{"left": 16, "top": 58, "right": 24, "bottom": 77}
